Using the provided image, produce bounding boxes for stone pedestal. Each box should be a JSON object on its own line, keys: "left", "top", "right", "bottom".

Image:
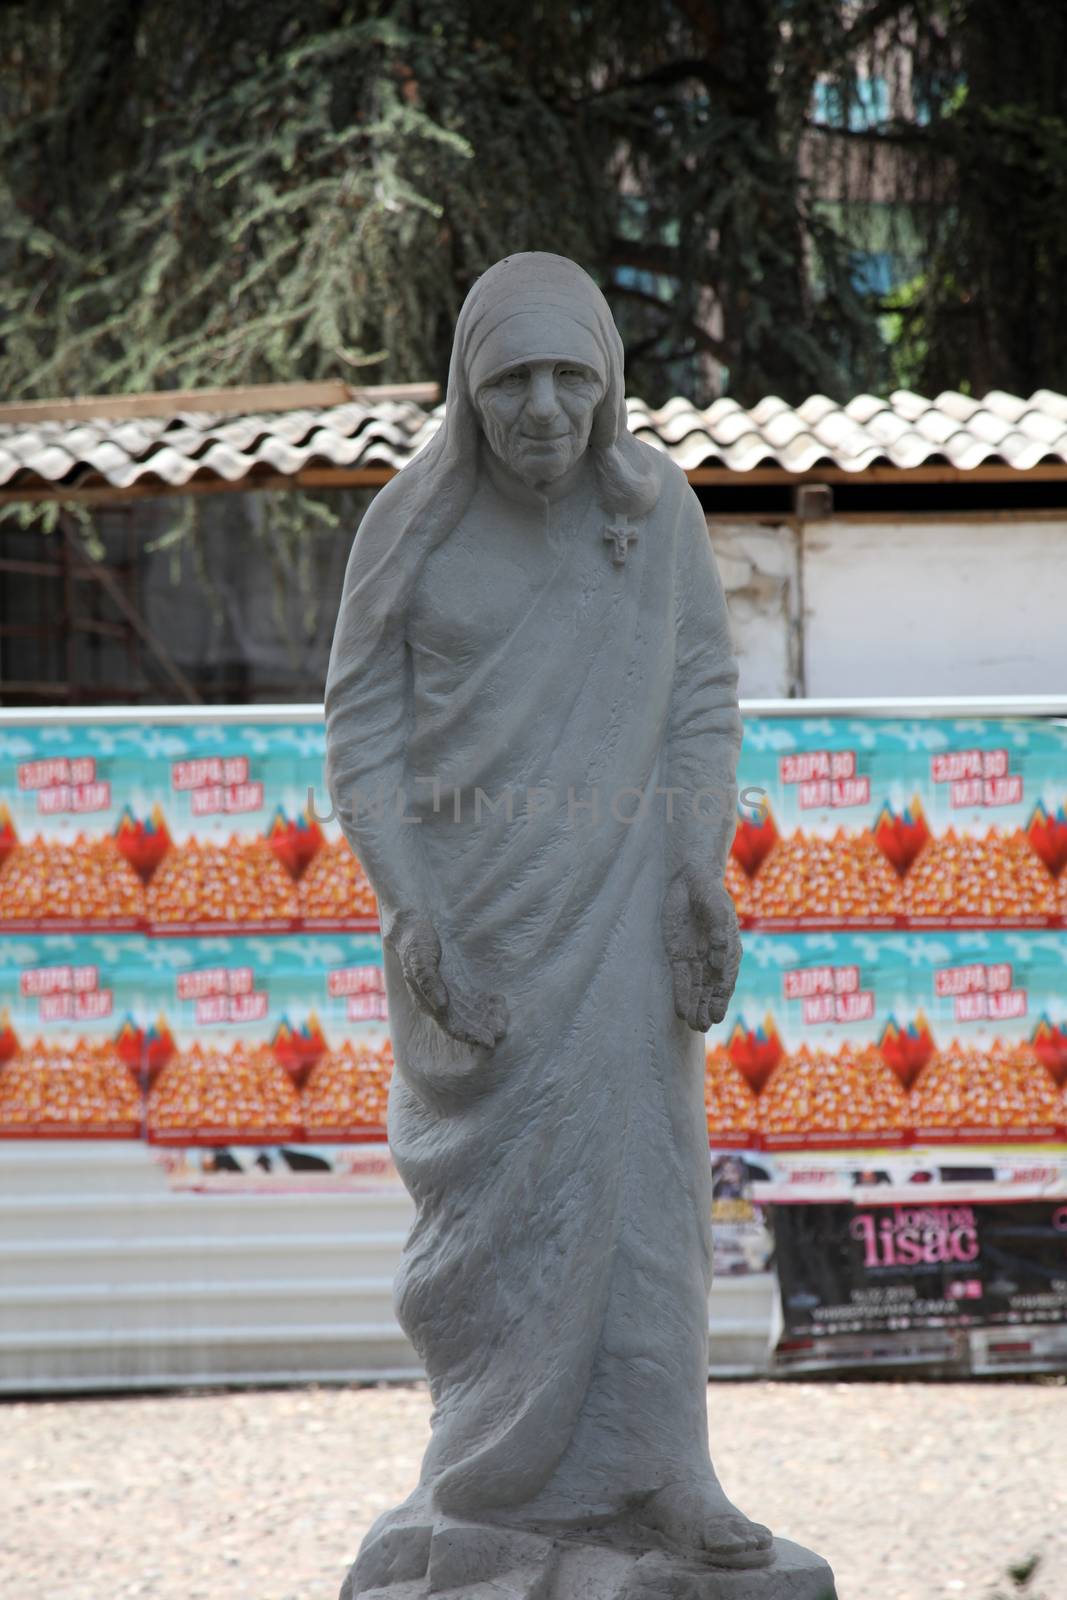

{"left": 344, "top": 1512, "right": 837, "bottom": 1600}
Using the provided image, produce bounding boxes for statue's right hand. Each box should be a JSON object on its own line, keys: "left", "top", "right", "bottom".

{"left": 390, "top": 913, "right": 509, "bottom": 1050}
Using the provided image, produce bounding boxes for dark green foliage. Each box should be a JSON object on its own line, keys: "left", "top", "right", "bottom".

{"left": 1, "top": 1, "right": 1065, "bottom": 411}
{"left": 904, "top": 1, "right": 1067, "bottom": 396}
{"left": 0, "top": 0, "right": 885, "bottom": 410}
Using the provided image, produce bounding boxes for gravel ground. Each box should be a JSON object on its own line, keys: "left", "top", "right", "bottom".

{"left": 2, "top": 1379, "right": 1065, "bottom": 1600}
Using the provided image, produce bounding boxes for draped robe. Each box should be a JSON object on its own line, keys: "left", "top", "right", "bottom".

{"left": 325, "top": 442, "right": 741, "bottom": 1534}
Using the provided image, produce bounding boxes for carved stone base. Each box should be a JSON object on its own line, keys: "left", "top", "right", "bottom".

{"left": 342, "top": 1513, "right": 837, "bottom": 1600}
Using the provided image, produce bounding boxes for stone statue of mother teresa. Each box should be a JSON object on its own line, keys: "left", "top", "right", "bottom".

{"left": 326, "top": 254, "right": 836, "bottom": 1600}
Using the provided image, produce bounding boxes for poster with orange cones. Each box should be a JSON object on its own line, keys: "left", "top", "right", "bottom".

{"left": 2, "top": 707, "right": 1066, "bottom": 1162}
{"left": 0, "top": 729, "right": 148, "bottom": 928}
{"left": 0, "top": 932, "right": 392, "bottom": 1144}
{"left": 730, "top": 716, "right": 1067, "bottom": 930}
{"left": 714, "top": 932, "right": 1067, "bottom": 1150}
{"left": 143, "top": 727, "right": 315, "bottom": 933}
{"left": 138, "top": 934, "right": 392, "bottom": 1145}
{"left": 3, "top": 712, "right": 1065, "bottom": 933}
{"left": 0, "top": 720, "right": 377, "bottom": 933}
{"left": 0, "top": 935, "right": 145, "bottom": 1137}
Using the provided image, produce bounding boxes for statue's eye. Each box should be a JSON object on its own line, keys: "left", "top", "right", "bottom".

{"left": 557, "top": 367, "right": 587, "bottom": 384}
{"left": 496, "top": 369, "right": 527, "bottom": 390}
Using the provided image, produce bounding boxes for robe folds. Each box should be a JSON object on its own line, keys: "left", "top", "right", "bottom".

{"left": 325, "top": 442, "right": 742, "bottom": 1531}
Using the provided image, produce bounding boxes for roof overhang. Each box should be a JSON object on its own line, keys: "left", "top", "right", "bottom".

{"left": 5, "top": 459, "right": 1067, "bottom": 508}
{"left": 4, "top": 382, "right": 1067, "bottom": 507}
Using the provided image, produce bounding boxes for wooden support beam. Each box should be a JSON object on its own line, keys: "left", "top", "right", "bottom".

{"left": 0, "top": 680, "right": 156, "bottom": 701}
{"left": 0, "top": 380, "right": 440, "bottom": 426}
{"left": 687, "top": 462, "right": 1067, "bottom": 485}
{"left": 3, "top": 457, "right": 1067, "bottom": 511}
{"left": 0, "top": 680, "right": 73, "bottom": 698}
{"left": 0, "top": 556, "right": 66, "bottom": 577}
{"left": 0, "top": 465, "right": 396, "bottom": 507}
{"left": 72, "top": 616, "right": 132, "bottom": 640}
{"left": 0, "top": 609, "right": 132, "bottom": 638}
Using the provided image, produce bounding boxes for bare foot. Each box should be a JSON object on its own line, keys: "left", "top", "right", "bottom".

{"left": 636, "top": 1480, "right": 774, "bottom": 1570}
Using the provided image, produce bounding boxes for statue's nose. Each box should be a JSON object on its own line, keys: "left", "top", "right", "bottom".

{"left": 526, "top": 371, "right": 561, "bottom": 422}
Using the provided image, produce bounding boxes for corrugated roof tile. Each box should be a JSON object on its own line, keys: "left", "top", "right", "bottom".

{"left": 3, "top": 388, "right": 1067, "bottom": 493}
{"left": 993, "top": 431, "right": 1055, "bottom": 471}
{"left": 748, "top": 395, "right": 793, "bottom": 426}
{"left": 982, "top": 390, "right": 1030, "bottom": 423}
{"left": 966, "top": 408, "right": 1013, "bottom": 446}
{"left": 942, "top": 432, "right": 993, "bottom": 471}
{"left": 1015, "top": 408, "right": 1065, "bottom": 446}
{"left": 842, "top": 394, "right": 888, "bottom": 424}
{"left": 912, "top": 409, "right": 958, "bottom": 445}
{"left": 698, "top": 397, "right": 745, "bottom": 426}
{"left": 887, "top": 389, "right": 931, "bottom": 421}
{"left": 1031, "top": 389, "right": 1067, "bottom": 421}
{"left": 795, "top": 393, "right": 840, "bottom": 425}
{"left": 109, "top": 421, "right": 162, "bottom": 454}
{"left": 863, "top": 409, "right": 912, "bottom": 446}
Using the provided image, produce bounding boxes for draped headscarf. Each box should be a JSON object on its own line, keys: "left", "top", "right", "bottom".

{"left": 325, "top": 253, "right": 660, "bottom": 737}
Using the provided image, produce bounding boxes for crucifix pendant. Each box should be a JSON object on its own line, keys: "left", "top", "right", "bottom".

{"left": 603, "top": 517, "right": 639, "bottom": 566}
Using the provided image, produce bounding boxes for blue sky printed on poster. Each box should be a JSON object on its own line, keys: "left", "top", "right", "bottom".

{"left": 731, "top": 930, "right": 1067, "bottom": 1056}
{"left": 739, "top": 715, "right": 1067, "bottom": 836}
{"left": 0, "top": 931, "right": 385, "bottom": 1054}
{"left": 0, "top": 719, "right": 328, "bottom": 846}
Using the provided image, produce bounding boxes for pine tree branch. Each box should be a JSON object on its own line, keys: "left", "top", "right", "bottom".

{"left": 804, "top": 118, "right": 937, "bottom": 145}
{"left": 840, "top": 0, "right": 924, "bottom": 53}
{"left": 609, "top": 283, "right": 728, "bottom": 362}
{"left": 579, "top": 57, "right": 733, "bottom": 102}
{"left": 605, "top": 237, "right": 687, "bottom": 278}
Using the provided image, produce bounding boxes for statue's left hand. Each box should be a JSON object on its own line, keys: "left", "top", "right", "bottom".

{"left": 662, "top": 865, "right": 742, "bottom": 1033}
{"left": 390, "top": 912, "right": 509, "bottom": 1050}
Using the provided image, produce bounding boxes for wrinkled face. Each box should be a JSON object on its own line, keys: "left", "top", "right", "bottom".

{"left": 474, "top": 359, "right": 604, "bottom": 489}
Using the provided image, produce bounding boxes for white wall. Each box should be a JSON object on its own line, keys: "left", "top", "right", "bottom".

{"left": 0, "top": 1142, "right": 774, "bottom": 1392}
{"left": 708, "top": 520, "right": 800, "bottom": 699}
{"left": 707, "top": 513, "right": 1067, "bottom": 699}
{"left": 802, "top": 517, "right": 1067, "bottom": 698}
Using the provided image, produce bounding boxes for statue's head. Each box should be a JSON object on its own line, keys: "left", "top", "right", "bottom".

{"left": 454, "top": 252, "right": 655, "bottom": 511}
{"left": 323, "top": 253, "right": 662, "bottom": 708}
{"left": 465, "top": 279, "right": 608, "bottom": 489}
